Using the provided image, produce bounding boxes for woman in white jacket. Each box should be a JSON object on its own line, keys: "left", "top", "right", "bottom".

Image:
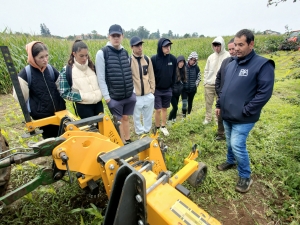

{"left": 59, "top": 40, "right": 103, "bottom": 119}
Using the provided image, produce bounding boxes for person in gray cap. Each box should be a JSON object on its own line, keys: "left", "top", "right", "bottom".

{"left": 130, "top": 36, "right": 155, "bottom": 136}
{"left": 95, "top": 24, "right": 136, "bottom": 145}
{"left": 151, "top": 38, "right": 177, "bottom": 136}
{"left": 203, "top": 36, "right": 229, "bottom": 125}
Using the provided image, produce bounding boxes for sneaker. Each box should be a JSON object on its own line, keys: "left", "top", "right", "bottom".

{"left": 160, "top": 127, "right": 169, "bottom": 136}
{"left": 217, "top": 162, "right": 236, "bottom": 171}
{"left": 215, "top": 135, "right": 225, "bottom": 141}
{"left": 235, "top": 177, "right": 253, "bottom": 193}
{"left": 203, "top": 119, "right": 210, "bottom": 125}
{"left": 172, "top": 119, "right": 176, "bottom": 123}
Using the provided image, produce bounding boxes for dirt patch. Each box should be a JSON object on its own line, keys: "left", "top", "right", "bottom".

{"left": 203, "top": 176, "right": 285, "bottom": 225}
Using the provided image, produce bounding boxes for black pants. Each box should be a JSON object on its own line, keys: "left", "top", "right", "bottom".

{"left": 41, "top": 125, "right": 60, "bottom": 139}
{"left": 75, "top": 101, "right": 104, "bottom": 119}
{"left": 181, "top": 91, "right": 196, "bottom": 115}
{"left": 168, "top": 95, "right": 180, "bottom": 120}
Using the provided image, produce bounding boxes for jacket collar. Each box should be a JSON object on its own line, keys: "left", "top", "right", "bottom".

{"left": 74, "top": 58, "right": 88, "bottom": 71}
{"left": 236, "top": 50, "right": 256, "bottom": 64}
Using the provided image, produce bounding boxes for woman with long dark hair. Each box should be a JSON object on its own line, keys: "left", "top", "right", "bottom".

{"left": 168, "top": 55, "right": 187, "bottom": 123}
{"left": 59, "top": 40, "right": 103, "bottom": 119}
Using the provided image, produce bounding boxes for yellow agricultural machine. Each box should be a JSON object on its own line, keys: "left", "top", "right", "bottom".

{"left": 0, "top": 46, "right": 221, "bottom": 225}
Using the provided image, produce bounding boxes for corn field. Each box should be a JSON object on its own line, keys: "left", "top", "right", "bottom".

{"left": 0, "top": 32, "right": 284, "bottom": 94}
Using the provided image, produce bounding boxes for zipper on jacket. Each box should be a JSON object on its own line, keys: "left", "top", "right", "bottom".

{"left": 119, "top": 53, "right": 126, "bottom": 99}
{"left": 42, "top": 72, "right": 57, "bottom": 113}
{"left": 188, "top": 66, "right": 191, "bottom": 91}
{"left": 137, "top": 57, "right": 144, "bottom": 96}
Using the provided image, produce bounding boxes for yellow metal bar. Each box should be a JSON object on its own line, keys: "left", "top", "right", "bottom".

{"left": 25, "top": 110, "right": 77, "bottom": 132}
{"left": 169, "top": 159, "right": 199, "bottom": 187}
{"left": 184, "top": 149, "right": 199, "bottom": 164}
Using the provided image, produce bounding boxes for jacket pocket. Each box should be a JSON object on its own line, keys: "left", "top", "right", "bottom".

{"left": 142, "top": 65, "right": 148, "bottom": 75}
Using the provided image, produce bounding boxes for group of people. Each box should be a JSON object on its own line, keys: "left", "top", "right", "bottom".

{"left": 14, "top": 25, "right": 275, "bottom": 193}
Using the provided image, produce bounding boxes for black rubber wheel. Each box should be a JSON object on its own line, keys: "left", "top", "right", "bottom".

{"left": 0, "top": 129, "right": 11, "bottom": 197}
{"left": 187, "top": 162, "right": 207, "bottom": 188}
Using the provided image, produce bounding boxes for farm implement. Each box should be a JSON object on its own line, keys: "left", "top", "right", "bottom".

{"left": 0, "top": 46, "right": 222, "bottom": 225}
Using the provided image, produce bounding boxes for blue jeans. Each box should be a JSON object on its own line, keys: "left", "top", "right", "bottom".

{"left": 223, "top": 120, "right": 255, "bottom": 179}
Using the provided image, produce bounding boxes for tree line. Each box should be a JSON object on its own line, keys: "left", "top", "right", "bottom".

{"left": 40, "top": 24, "right": 204, "bottom": 40}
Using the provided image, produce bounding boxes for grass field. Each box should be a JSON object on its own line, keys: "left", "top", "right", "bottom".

{"left": 0, "top": 32, "right": 285, "bottom": 94}
{"left": 0, "top": 33, "right": 299, "bottom": 225}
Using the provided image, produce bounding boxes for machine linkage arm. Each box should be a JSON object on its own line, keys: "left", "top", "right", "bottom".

{"left": 0, "top": 137, "right": 66, "bottom": 169}
{"left": 0, "top": 168, "right": 56, "bottom": 205}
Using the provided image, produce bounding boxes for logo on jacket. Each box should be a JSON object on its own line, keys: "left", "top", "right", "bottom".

{"left": 168, "top": 62, "right": 173, "bottom": 66}
{"left": 239, "top": 69, "right": 248, "bottom": 76}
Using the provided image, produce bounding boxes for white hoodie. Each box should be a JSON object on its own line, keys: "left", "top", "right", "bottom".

{"left": 204, "top": 36, "right": 230, "bottom": 85}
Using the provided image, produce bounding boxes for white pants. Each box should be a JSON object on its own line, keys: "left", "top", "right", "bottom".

{"left": 133, "top": 93, "right": 155, "bottom": 135}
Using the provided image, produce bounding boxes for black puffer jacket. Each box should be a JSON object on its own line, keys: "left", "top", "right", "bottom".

{"left": 103, "top": 46, "right": 133, "bottom": 100}
{"left": 18, "top": 65, "right": 66, "bottom": 120}
{"left": 184, "top": 64, "right": 200, "bottom": 93}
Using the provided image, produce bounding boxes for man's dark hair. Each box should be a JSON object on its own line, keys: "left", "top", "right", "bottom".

{"left": 235, "top": 29, "right": 254, "bottom": 45}
{"left": 228, "top": 38, "right": 234, "bottom": 45}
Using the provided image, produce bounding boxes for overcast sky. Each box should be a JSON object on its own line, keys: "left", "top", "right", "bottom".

{"left": 1, "top": 0, "right": 299, "bottom": 37}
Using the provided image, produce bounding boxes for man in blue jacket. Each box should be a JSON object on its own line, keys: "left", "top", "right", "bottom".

{"left": 215, "top": 29, "right": 275, "bottom": 193}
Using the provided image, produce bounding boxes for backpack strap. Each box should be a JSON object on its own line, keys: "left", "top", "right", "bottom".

{"left": 66, "top": 65, "right": 73, "bottom": 87}
{"left": 129, "top": 56, "right": 132, "bottom": 67}
{"left": 25, "top": 65, "right": 31, "bottom": 86}
{"left": 101, "top": 46, "right": 109, "bottom": 75}
{"left": 25, "top": 64, "right": 55, "bottom": 87}
{"left": 130, "top": 55, "right": 149, "bottom": 67}
{"left": 102, "top": 46, "right": 108, "bottom": 62}
{"left": 144, "top": 55, "right": 149, "bottom": 65}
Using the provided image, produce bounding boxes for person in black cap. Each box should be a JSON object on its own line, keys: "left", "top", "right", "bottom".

{"left": 151, "top": 38, "right": 177, "bottom": 136}
{"left": 95, "top": 24, "right": 136, "bottom": 145}
{"left": 130, "top": 36, "right": 155, "bottom": 136}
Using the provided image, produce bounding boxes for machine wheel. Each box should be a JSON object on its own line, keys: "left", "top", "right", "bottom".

{"left": 0, "top": 129, "right": 11, "bottom": 196}
{"left": 187, "top": 162, "right": 207, "bottom": 188}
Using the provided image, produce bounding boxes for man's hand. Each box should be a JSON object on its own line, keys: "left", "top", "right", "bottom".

{"left": 106, "top": 99, "right": 110, "bottom": 103}
{"left": 215, "top": 108, "right": 221, "bottom": 117}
